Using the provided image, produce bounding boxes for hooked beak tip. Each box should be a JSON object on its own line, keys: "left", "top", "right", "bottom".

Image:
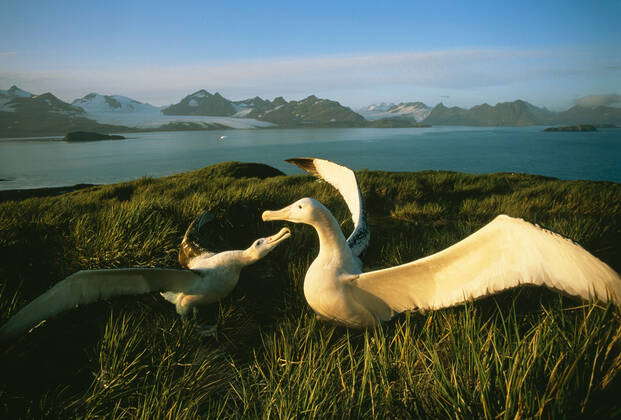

{"left": 265, "top": 227, "right": 292, "bottom": 245}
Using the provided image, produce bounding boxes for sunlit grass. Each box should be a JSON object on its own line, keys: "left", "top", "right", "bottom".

{"left": 1, "top": 162, "right": 620, "bottom": 418}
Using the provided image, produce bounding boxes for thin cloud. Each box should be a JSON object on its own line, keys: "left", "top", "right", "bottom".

{"left": 575, "top": 94, "right": 621, "bottom": 108}
{"left": 1, "top": 48, "right": 616, "bottom": 107}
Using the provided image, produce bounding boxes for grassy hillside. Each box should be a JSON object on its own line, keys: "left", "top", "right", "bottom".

{"left": 1, "top": 162, "right": 620, "bottom": 418}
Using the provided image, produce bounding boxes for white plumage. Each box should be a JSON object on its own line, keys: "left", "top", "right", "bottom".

{"left": 353, "top": 215, "right": 620, "bottom": 319}
{"left": 286, "top": 157, "right": 369, "bottom": 257}
{"left": 263, "top": 157, "right": 621, "bottom": 328}
{"left": 0, "top": 212, "right": 291, "bottom": 342}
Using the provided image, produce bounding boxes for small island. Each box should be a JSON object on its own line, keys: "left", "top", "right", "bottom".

{"left": 543, "top": 124, "right": 597, "bottom": 132}
{"left": 64, "top": 131, "right": 126, "bottom": 142}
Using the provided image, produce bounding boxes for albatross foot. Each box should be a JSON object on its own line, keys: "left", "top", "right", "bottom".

{"left": 196, "top": 324, "right": 218, "bottom": 338}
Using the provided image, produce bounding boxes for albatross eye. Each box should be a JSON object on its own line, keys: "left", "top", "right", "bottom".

{"left": 256, "top": 239, "right": 264, "bottom": 246}
{"left": 298, "top": 205, "right": 303, "bottom": 209}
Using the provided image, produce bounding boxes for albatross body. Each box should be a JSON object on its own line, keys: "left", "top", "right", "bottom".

{"left": 0, "top": 212, "right": 291, "bottom": 342}
{"left": 263, "top": 158, "right": 621, "bottom": 328}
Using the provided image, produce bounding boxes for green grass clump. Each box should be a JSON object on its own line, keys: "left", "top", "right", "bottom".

{"left": 1, "top": 163, "right": 620, "bottom": 418}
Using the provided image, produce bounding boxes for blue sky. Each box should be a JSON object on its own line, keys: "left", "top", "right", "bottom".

{"left": 1, "top": 0, "right": 619, "bottom": 109}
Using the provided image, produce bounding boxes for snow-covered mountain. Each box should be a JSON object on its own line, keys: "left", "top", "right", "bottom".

{"left": 1, "top": 92, "right": 84, "bottom": 115}
{"left": 0, "top": 91, "right": 128, "bottom": 137}
{"left": 68, "top": 91, "right": 270, "bottom": 129}
{"left": 0, "top": 85, "right": 33, "bottom": 99}
{"left": 72, "top": 93, "right": 159, "bottom": 113}
{"left": 362, "top": 102, "right": 396, "bottom": 112}
{"left": 231, "top": 96, "right": 277, "bottom": 117}
{"left": 358, "top": 101, "right": 432, "bottom": 122}
{"left": 387, "top": 102, "right": 432, "bottom": 121}
{"left": 0, "top": 85, "right": 34, "bottom": 111}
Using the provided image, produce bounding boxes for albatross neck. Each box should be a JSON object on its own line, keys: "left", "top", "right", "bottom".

{"left": 310, "top": 208, "right": 353, "bottom": 262}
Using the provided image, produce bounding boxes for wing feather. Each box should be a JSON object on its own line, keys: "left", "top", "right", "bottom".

{"left": 179, "top": 212, "right": 217, "bottom": 267}
{"left": 287, "top": 157, "right": 369, "bottom": 256}
{"left": 0, "top": 268, "right": 201, "bottom": 342}
{"left": 353, "top": 215, "right": 621, "bottom": 315}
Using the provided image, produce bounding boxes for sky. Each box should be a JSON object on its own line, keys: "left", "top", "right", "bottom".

{"left": 0, "top": 0, "right": 619, "bottom": 110}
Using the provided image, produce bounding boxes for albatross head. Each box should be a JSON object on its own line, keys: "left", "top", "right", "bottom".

{"left": 262, "top": 197, "right": 327, "bottom": 225}
{"left": 244, "top": 227, "right": 292, "bottom": 262}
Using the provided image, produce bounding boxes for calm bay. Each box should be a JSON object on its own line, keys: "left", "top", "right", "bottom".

{"left": 0, "top": 126, "right": 619, "bottom": 191}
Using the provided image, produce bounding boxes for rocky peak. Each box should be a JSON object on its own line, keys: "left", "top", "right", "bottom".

{"left": 163, "top": 89, "right": 236, "bottom": 116}
{"left": 1, "top": 85, "right": 33, "bottom": 98}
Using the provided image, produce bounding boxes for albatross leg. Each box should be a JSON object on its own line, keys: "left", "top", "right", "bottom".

{"left": 196, "top": 323, "right": 218, "bottom": 337}
{"left": 171, "top": 294, "right": 220, "bottom": 337}
{"left": 191, "top": 306, "right": 219, "bottom": 338}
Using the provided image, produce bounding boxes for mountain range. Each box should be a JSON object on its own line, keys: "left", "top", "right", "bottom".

{"left": 162, "top": 90, "right": 364, "bottom": 127}
{"left": 162, "top": 90, "right": 236, "bottom": 116}
{"left": 423, "top": 100, "right": 556, "bottom": 126}
{"left": 0, "top": 86, "right": 127, "bottom": 137}
{"left": 362, "top": 99, "right": 621, "bottom": 126}
{"left": 1, "top": 84, "right": 620, "bottom": 137}
{"left": 358, "top": 102, "right": 432, "bottom": 122}
{"left": 72, "top": 93, "right": 159, "bottom": 114}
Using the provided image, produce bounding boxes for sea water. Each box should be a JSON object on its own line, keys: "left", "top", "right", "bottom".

{"left": 0, "top": 126, "right": 619, "bottom": 190}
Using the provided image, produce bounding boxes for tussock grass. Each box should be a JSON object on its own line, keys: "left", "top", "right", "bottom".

{"left": 1, "top": 162, "right": 620, "bottom": 418}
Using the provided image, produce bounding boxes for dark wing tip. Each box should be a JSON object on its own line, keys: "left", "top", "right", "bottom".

{"left": 285, "top": 158, "right": 320, "bottom": 177}
{"left": 196, "top": 212, "right": 215, "bottom": 231}
{"left": 179, "top": 211, "right": 215, "bottom": 268}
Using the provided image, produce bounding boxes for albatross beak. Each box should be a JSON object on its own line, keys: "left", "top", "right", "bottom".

{"left": 265, "top": 227, "right": 292, "bottom": 245}
{"left": 262, "top": 205, "right": 291, "bottom": 222}
{"left": 248, "top": 227, "right": 292, "bottom": 261}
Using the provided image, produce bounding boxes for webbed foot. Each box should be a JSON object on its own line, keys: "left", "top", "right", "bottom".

{"left": 196, "top": 324, "right": 218, "bottom": 338}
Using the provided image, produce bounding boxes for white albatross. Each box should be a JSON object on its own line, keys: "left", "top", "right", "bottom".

{"left": 262, "top": 157, "right": 621, "bottom": 328}
{"left": 0, "top": 212, "right": 291, "bottom": 342}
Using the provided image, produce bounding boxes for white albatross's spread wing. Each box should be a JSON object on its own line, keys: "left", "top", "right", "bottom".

{"left": 0, "top": 268, "right": 201, "bottom": 342}
{"left": 286, "top": 157, "right": 369, "bottom": 256}
{"left": 351, "top": 215, "right": 620, "bottom": 318}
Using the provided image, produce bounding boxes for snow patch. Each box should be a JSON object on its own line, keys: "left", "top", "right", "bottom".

{"left": 84, "top": 109, "right": 274, "bottom": 129}
{"left": 359, "top": 101, "right": 431, "bottom": 122}
{"left": 232, "top": 102, "right": 252, "bottom": 111}
{"left": 364, "top": 102, "right": 396, "bottom": 112}
{"left": 0, "top": 100, "right": 15, "bottom": 112}
{"left": 191, "top": 90, "right": 208, "bottom": 98}
{"left": 232, "top": 108, "right": 253, "bottom": 117}
{"left": 0, "top": 86, "right": 33, "bottom": 98}
{"left": 188, "top": 99, "right": 199, "bottom": 107}
{"left": 72, "top": 93, "right": 159, "bottom": 114}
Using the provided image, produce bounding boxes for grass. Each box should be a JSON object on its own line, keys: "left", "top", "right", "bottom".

{"left": 1, "top": 162, "right": 620, "bottom": 418}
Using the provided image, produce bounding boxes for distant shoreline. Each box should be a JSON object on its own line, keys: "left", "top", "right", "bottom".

{"left": 0, "top": 183, "right": 96, "bottom": 202}
{"left": 0, "top": 122, "right": 433, "bottom": 140}
{"left": 2, "top": 122, "right": 619, "bottom": 140}
{"left": 1, "top": 127, "right": 619, "bottom": 190}
{"left": 0, "top": 125, "right": 238, "bottom": 140}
